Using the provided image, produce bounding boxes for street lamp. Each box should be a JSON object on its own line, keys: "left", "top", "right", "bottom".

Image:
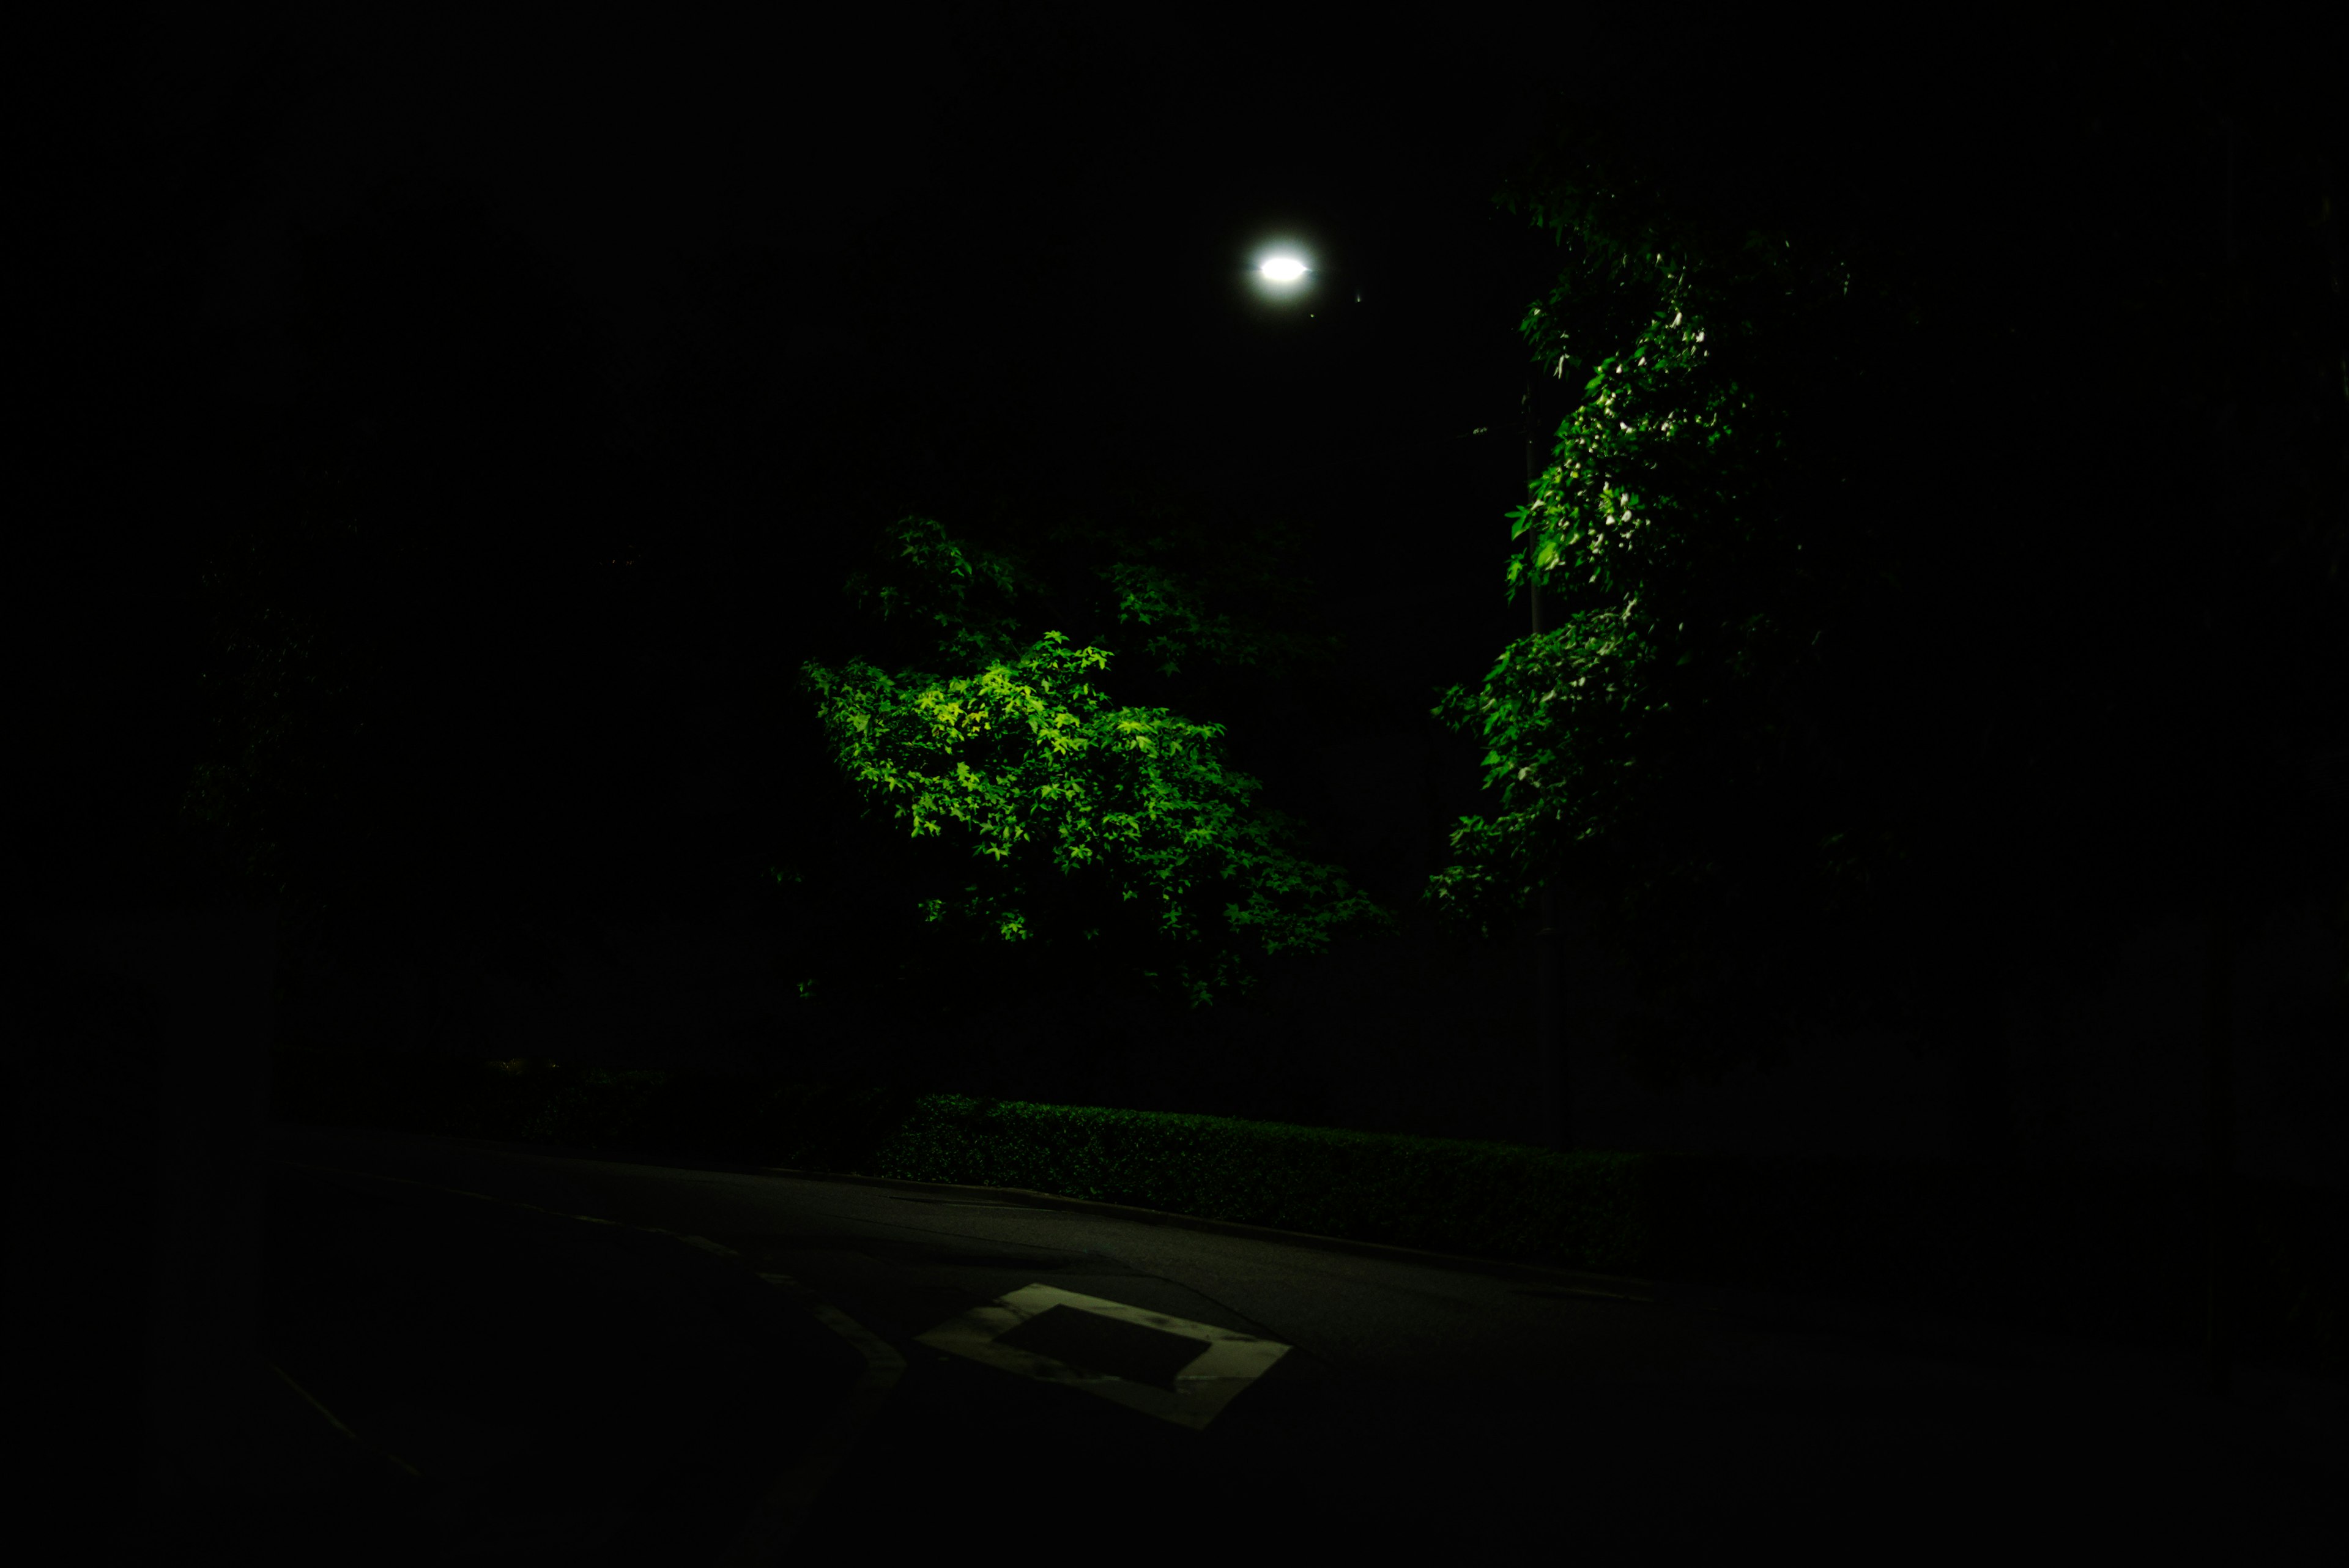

{"left": 1250, "top": 245, "right": 1318, "bottom": 308}
{"left": 1247, "top": 244, "right": 1363, "bottom": 313}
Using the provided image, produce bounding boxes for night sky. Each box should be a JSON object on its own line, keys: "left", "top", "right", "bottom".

{"left": 18, "top": 10, "right": 2347, "bottom": 1148}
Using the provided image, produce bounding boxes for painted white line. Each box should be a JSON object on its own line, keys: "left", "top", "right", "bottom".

{"left": 715, "top": 1272, "right": 907, "bottom": 1567}
{"left": 914, "top": 1283, "right": 1292, "bottom": 1431}
{"left": 263, "top": 1358, "right": 426, "bottom": 1479}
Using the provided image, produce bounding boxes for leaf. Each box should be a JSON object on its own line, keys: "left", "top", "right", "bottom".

{"left": 805, "top": 528, "right": 1386, "bottom": 1008}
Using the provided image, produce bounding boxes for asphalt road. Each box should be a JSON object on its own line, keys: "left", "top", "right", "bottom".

{"left": 219, "top": 1121, "right": 2344, "bottom": 1562}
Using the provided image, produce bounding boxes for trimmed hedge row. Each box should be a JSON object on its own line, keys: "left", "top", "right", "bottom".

{"left": 867, "top": 1093, "right": 1665, "bottom": 1273}
{"left": 267, "top": 1044, "right": 2344, "bottom": 1383}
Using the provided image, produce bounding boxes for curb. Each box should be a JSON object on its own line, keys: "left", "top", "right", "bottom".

{"left": 269, "top": 1120, "right": 1664, "bottom": 1299}
{"left": 261, "top": 1120, "right": 2066, "bottom": 1351}
{"left": 722, "top": 1160, "right": 2115, "bottom": 1359}
{"left": 264, "top": 1120, "right": 2346, "bottom": 1403}
{"left": 741, "top": 1161, "right": 1670, "bottom": 1301}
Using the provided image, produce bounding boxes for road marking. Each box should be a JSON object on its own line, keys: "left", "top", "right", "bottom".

{"left": 716, "top": 1272, "right": 906, "bottom": 1567}
{"left": 263, "top": 1358, "right": 426, "bottom": 1479}
{"left": 269, "top": 1157, "right": 906, "bottom": 1566}
{"left": 914, "top": 1283, "right": 1292, "bottom": 1430}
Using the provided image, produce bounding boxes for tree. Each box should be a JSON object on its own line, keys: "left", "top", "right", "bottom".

{"left": 178, "top": 170, "right": 684, "bottom": 1036}
{"left": 1427, "top": 108, "right": 1921, "bottom": 1091}
{"left": 180, "top": 452, "right": 374, "bottom": 911}
{"left": 1437, "top": 37, "right": 2347, "bottom": 1394}
{"left": 2118, "top": 30, "right": 2349, "bottom": 1400}
{"left": 796, "top": 516, "right": 1389, "bottom": 1016}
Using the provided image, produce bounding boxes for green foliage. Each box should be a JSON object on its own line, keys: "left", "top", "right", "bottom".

{"left": 869, "top": 1093, "right": 1655, "bottom": 1268}
{"left": 802, "top": 516, "right": 1388, "bottom": 1009}
{"left": 1428, "top": 111, "right": 1918, "bottom": 1072}
{"left": 1053, "top": 487, "right": 1340, "bottom": 682}
{"left": 843, "top": 515, "right": 1041, "bottom": 669}
{"left": 1097, "top": 558, "right": 1287, "bottom": 677}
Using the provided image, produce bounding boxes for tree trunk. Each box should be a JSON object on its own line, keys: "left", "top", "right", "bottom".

{"left": 2198, "top": 102, "right": 2243, "bottom": 1405}
{"left": 143, "top": 901, "right": 283, "bottom": 1505}
{"left": 2202, "top": 896, "right": 2237, "bottom": 1400}
{"left": 1526, "top": 371, "right": 1568, "bottom": 1150}
{"left": 1535, "top": 883, "right": 1565, "bottom": 1149}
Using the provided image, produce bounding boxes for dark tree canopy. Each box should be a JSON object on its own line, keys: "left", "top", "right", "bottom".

{"left": 1431, "top": 48, "right": 2348, "bottom": 1093}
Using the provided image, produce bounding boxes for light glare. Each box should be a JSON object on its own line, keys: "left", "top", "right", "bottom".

{"left": 1260, "top": 256, "right": 1307, "bottom": 282}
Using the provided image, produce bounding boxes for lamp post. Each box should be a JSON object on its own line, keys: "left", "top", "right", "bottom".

{"left": 1258, "top": 241, "right": 1570, "bottom": 1151}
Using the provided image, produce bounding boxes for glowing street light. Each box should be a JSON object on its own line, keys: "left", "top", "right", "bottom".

{"left": 1247, "top": 242, "right": 1324, "bottom": 307}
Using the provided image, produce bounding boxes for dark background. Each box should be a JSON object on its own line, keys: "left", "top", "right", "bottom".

{"left": 14, "top": 6, "right": 2347, "bottom": 1176}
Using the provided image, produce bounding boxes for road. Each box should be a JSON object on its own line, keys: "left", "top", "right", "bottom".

{"left": 185, "top": 1120, "right": 2345, "bottom": 1561}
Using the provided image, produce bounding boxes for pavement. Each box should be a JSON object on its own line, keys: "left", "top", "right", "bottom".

{"left": 96, "top": 1119, "right": 2348, "bottom": 1561}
